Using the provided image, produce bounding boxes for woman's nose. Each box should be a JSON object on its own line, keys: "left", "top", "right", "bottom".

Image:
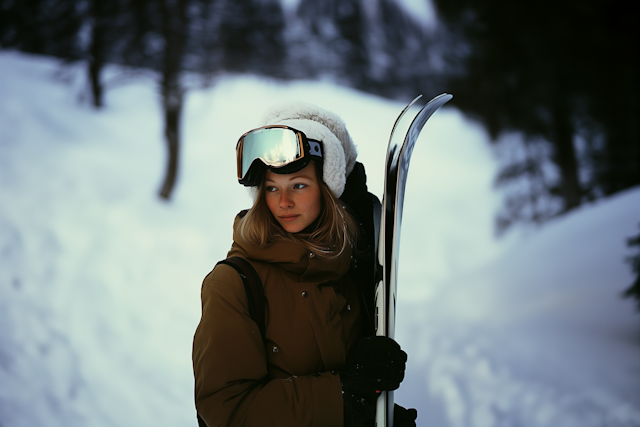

{"left": 279, "top": 191, "right": 293, "bottom": 208}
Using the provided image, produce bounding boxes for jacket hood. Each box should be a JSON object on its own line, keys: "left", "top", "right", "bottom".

{"left": 228, "top": 213, "right": 352, "bottom": 284}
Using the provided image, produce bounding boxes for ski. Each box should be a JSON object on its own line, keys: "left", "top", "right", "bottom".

{"left": 374, "top": 93, "right": 453, "bottom": 427}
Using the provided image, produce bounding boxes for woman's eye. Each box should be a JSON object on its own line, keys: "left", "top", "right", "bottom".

{"left": 293, "top": 183, "right": 306, "bottom": 189}
{"left": 266, "top": 186, "right": 277, "bottom": 192}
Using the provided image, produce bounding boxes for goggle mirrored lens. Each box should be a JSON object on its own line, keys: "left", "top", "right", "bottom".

{"left": 239, "top": 127, "right": 303, "bottom": 180}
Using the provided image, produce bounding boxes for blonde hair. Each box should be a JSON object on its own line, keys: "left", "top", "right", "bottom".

{"left": 236, "top": 163, "right": 359, "bottom": 260}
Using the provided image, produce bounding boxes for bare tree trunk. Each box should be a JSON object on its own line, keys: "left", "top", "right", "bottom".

{"left": 551, "top": 100, "right": 582, "bottom": 211}
{"left": 158, "top": 79, "right": 183, "bottom": 199}
{"left": 88, "top": 0, "right": 105, "bottom": 108}
{"left": 158, "top": 0, "right": 188, "bottom": 200}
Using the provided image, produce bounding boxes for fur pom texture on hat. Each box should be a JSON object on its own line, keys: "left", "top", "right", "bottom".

{"left": 260, "top": 101, "right": 357, "bottom": 198}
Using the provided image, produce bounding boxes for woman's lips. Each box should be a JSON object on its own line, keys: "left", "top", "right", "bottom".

{"left": 279, "top": 214, "right": 299, "bottom": 222}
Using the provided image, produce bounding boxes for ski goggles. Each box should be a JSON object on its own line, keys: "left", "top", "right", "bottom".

{"left": 236, "top": 125, "right": 323, "bottom": 186}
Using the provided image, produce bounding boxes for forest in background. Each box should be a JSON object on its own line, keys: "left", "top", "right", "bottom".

{"left": 1, "top": 0, "right": 638, "bottom": 304}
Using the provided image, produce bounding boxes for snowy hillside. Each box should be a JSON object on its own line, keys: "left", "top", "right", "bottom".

{"left": 0, "top": 51, "right": 638, "bottom": 427}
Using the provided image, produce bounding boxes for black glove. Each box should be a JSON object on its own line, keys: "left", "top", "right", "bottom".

{"left": 394, "top": 403, "right": 418, "bottom": 427}
{"left": 341, "top": 336, "right": 408, "bottom": 422}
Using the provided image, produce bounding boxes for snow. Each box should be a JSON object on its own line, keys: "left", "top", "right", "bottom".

{"left": 1, "top": 51, "right": 638, "bottom": 427}
{"left": 392, "top": 0, "right": 437, "bottom": 28}
{"left": 279, "top": 0, "right": 437, "bottom": 27}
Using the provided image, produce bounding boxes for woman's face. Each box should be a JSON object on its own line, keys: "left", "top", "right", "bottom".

{"left": 264, "top": 162, "right": 322, "bottom": 234}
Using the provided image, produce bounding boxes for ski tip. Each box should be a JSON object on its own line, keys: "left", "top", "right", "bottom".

{"left": 422, "top": 93, "right": 453, "bottom": 111}
{"left": 412, "top": 93, "right": 453, "bottom": 109}
{"left": 434, "top": 93, "right": 453, "bottom": 102}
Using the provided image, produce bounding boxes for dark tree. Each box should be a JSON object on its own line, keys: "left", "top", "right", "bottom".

{"left": 624, "top": 225, "right": 640, "bottom": 311}
{"left": 333, "top": 0, "right": 369, "bottom": 87}
{"left": 84, "top": 0, "right": 130, "bottom": 108}
{"left": 185, "top": 0, "right": 219, "bottom": 82}
{"left": 119, "top": 0, "right": 162, "bottom": 70}
{"left": 293, "top": 0, "right": 369, "bottom": 84}
{"left": 215, "top": 0, "right": 285, "bottom": 77}
{"left": 87, "top": 0, "right": 107, "bottom": 107}
{"left": 289, "top": 0, "right": 439, "bottom": 98}
{"left": 432, "top": 0, "right": 640, "bottom": 233}
{"left": 0, "top": 0, "right": 82, "bottom": 59}
{"left": 369, "top": 0, "right": 438, "bottom": 98}
{"left": 157, "top": 0, "right": 189, "bottom": 200}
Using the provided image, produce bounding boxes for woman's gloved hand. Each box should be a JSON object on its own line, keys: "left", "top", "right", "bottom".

{"left": 341, "top": 336, "right": 407, "bottom": 422}
{"left": 394, "top": 403, "right": 418, "bottom": 427}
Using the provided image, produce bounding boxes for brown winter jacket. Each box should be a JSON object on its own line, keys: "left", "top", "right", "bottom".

{"left": 192, "top": 215, "right": 365, "bottom": 427}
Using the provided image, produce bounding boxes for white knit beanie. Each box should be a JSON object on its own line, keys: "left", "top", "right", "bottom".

{"left": 259, "top": 101, "right": 358, "bottom": 198}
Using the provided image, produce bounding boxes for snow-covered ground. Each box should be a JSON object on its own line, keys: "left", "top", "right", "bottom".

{"left": 0, "top": 51, "right": 638, "bottom": 427}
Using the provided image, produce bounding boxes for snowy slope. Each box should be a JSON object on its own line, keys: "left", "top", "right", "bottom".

{"left": 395, "top": 187, "right": 640, "bottom": 427}
{"left": 1, "top": 51, "right": 638, "bottom": 427}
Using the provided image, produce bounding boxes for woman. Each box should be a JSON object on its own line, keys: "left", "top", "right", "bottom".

{"left": 192, "top": 102, "right": 417, "bottom": 427}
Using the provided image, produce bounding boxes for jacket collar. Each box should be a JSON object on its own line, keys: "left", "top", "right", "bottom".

{"left": 228, "top": 213, "right": 352, "bottom": 283}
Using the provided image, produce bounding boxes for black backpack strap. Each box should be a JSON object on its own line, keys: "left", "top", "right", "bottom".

{"left": 216, "top": 257, "right": 266, "bottom": 338}
{"left": 197, "top": 257, "right": 264, "bottom": 427}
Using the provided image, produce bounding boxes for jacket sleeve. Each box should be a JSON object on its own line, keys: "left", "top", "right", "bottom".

{"left": 192, "top": 264, "right": 344, "bottom": 427}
